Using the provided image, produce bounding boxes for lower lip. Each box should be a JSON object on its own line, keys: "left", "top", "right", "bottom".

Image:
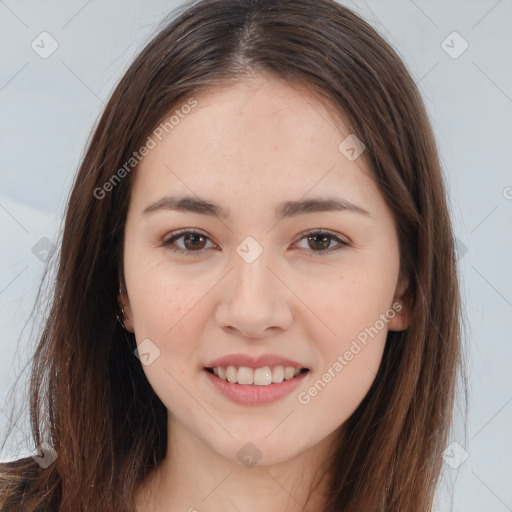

{"left": 204, "top": 369, "right": 309, "bottom": 405}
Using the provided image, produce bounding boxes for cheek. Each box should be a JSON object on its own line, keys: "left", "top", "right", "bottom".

{"left": 128, "top": 272, "right": 207, "bottom": 414}
{"left": 125, "top": 273, "right": 201, "bottom": 381}
{"left": 127, "top": 259, "right": 204, "bottom": 333}
{"left": 294, "top": 254, "right": 396, "bottom": 405}
{"left": 296, "top": 273, "right": 391, "bottom": 425}
{"left": 301, "top": 258, "right": 398, "bottom": 343}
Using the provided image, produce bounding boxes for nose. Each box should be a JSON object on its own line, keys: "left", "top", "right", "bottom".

{"left": 214, "top": 246, "right": 294, "bottom": 340}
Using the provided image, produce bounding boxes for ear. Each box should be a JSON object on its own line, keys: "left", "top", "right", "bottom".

{"left": 388, "top": 275, "right": 410, "bottom": 331}
{"left": 117, "top": 286, "right": 135, "bottom": 333}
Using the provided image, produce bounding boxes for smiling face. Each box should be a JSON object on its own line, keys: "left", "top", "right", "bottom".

{"left": 119, "top": 74, "right": 409, "bottom": 466}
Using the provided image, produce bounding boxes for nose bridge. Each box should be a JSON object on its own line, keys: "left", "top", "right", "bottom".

{"left": 215, "top": 235, "right": 293, "bottom": 337}
{"left": 231, "top": 235, "right": 277, "bottom": 303}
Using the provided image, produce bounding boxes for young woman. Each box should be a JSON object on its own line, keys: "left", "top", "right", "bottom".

{"left": 0, "top": 0, "right": 464, "bottom": 510}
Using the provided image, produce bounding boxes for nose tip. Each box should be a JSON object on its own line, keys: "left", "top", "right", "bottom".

{"left": 215, "top": 258, "right": 294, "bottom": 339}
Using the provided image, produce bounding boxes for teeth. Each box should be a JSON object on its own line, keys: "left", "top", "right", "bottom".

{"left": 210, "top": 365, "right": 305, "bottom": 386}
{"left": 284, "top": 367, "right": 295, "bottom": 380}
{"left": 237, "top": 366, "right": 254, "bottom": 385}
{"left": 254, "top": 367, "right": 272, "bottom": 385}
{"left": 226, "top": 366, "right": 237, "bottom": 383}
{"left": 272, "top": 365, "right": 284, "bottom": 383}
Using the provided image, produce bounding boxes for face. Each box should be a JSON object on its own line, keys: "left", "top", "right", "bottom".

{"left": 119, "top": 74, "right": 409, "bottom": 465}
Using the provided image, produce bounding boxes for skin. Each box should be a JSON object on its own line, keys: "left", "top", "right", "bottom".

{"left": 119, "top": 73, "right": 409, "bottom": 512}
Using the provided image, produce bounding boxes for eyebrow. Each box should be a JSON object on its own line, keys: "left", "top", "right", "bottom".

{"left": 142, "top": 195, "right": 372, "bottom": 219}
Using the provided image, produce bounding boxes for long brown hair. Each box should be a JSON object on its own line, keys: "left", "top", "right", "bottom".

{"left": 0, "top": 0, "right": 466, "bottom": 510}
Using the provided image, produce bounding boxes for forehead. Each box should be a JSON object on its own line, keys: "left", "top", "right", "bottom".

{"left": 129, "top": 74, "right": 382, "bottom": 216}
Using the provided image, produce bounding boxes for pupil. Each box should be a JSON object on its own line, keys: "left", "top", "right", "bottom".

{"left": 186, "top": 234, "right": 204, "bottom": 249}
{"left": 310, "top": 234, "right": 328, "bottom": 250}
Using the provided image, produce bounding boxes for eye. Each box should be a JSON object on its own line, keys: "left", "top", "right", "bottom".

{"left": 161, "top": 228, "right": 350, "bottom": 256}
{"left": 162, "top": 229, "right": 217, "bottom": 257}
{"left": 294, "top": 229, "right": 350, "bottom": 255}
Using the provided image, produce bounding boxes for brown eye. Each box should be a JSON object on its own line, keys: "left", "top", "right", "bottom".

{"left": 162, "top": 229, "right": 216, "bottom": 256}
{"left": 181, "top": 233, "right": 207, "bottom": 250}
{"left": 307, "top": 233, "right": 331, "bottom": 251}
{"left": 295, "top": 230, "right": 350, "bottom": 255}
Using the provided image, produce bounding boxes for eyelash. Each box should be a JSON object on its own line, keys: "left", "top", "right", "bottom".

{"left": 161, "top": 228, "right": 350, "bottom": 257}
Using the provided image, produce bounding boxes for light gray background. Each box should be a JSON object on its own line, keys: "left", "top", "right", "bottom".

{"left": 0, "top": 1, "right": 511, "bottom": 511}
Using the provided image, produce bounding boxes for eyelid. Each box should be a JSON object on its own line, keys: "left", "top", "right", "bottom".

{"left": 298, "top": 228, "right": 350, "bottom": 246}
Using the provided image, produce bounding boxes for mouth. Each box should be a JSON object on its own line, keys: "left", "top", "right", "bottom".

{"left": 204, "top": 365, "right": 310, "bottom": 386}
{"left": 203, "top": 364, "right": 310, "bottom": 405}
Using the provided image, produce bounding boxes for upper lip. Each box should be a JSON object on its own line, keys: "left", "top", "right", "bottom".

{"left": 205, "top": 353, "right": 309, "bottom": 370}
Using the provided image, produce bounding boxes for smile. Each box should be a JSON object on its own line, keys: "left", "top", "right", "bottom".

{"left": 205, "top": 365, "right": 308, "bottom": 386}
{"left": 203, "top": 366, "right": 310, "bottom": 405}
